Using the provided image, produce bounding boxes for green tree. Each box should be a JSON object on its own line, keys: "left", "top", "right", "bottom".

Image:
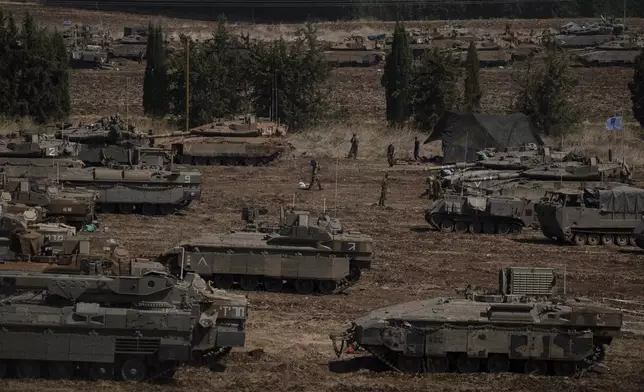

{"left": 464, "top": 42, "right": 482, "bottom": 110}
{"left": 515, "top": 44, "right": 579, "bottom": 136}
{"left": 143, "top": 23, "right": 168, "bottom": 117}
{"left": 628, "top": 48, "right": 644, "bottom": 128}
{"left": 411, "top": 48, "right": 461, "bottom": 128}
{"left": 381, "top": 20, "right": 412, "bottom": 125}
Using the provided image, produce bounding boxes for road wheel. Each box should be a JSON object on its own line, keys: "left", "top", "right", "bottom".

{"left": 263, "top": 277, "right": 283, "bottom": 293}
{"left": 397, "top": 355, "right": 421, "bottom": 373}
{"left": 615, "top": 235, "right": 629, "bottom": 246}
{"left": 294, "top": 279, "right": 315, "bottom": 295}
{"left": 140, "top": 204, "right": 157, "bottom": 216}
{"left": 630, "top": 235, "right": 638, "bottom": 246}
{"left": 48, "top": 361, "right": 74, "bottom": 380}
{"left": 426, "top": 356, "right": 450, "bottom": 373}
{"left": 552, "top": 361, "right": 577, "bottom": 377}
{"left": 486, "top": 354, "right": 510, "bottom": 373}
{"left": 601, "top": 234, "right": 614, "bottom": 245}
{"left": 118, "top": 203, "right": 135, "bottom": 214}
{"left": 16, "top": 361, "right": 40, "bottom": 379}
{"left": 469, "top": 222, "right": 482, "bottom": 234}
{"left": 454, "top": 221, "right": 468, "bottom": 234}
{"left": 317, "top": 280, "right": 337, "bottom": 295}
{"left": 120, "top": 357, "right": 147, "bottom": 382}
{"left": 496, "top": 223, "right": 510, "bottom": 235}
{"left": 587, "top": 233, "right": 600, "bottom": 246}
{"left": 88, "top": 363, "right": 113, "bottom": 380}
{"left": 482, "top": 221, "right": 495, "bottom": 234}
{"left": 213, "top": 275, "right": 234, "bottom": 290}
{"left": 573, "top": 233, "right": 587, "bottom": 245}
{"left": 524, "top": 360, "right": 548, "bottom": 376}
{"left": 440, "top": 220, "right": 454, "bottom": 233}
{"left": 239, "top": 275, "right": 258, "bottom": 291}
{"left": 456, "top": 354, "right": 480, "bottom": 373}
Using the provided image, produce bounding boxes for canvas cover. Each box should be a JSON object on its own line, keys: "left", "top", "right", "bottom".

{"left": 425, "top": 112, "right": 543, "bottom": 163}
{"left": 467, "top": 196, "right": 487, "bottom": 212}
{"left": 597, "top": 186, "right": 644, "bottom": 213}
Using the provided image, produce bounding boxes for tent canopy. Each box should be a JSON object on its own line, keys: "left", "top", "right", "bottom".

{"left": 424, "top": 112, "right": 544, "bottom": 163}
{"left": 597, "top": 186, "right": 644, "bottom": 213}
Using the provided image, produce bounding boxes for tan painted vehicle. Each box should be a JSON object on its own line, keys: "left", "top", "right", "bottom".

{"left": 535, "top": 186, "right": 644, "bottom": 246}
{"left": 330, "top": 267, "right": 622, "bottom": 376}
{"left": 157, "top": 206, "right": 373, "bottom": 295}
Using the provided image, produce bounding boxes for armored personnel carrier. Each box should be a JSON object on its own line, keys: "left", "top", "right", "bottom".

{"left": 330, "top": 267, "right": 622, "bottom": 376}
{"left": 0, "top": 268, "right": 247, "bottom": 381}
{"left": 534, "top": 186, "right": 644, "bottom": 246}
{"left": 157, "top": 206, "right": 374, "bottom": 295}
{"left": 425, "top": 193, "right": 535, "bottom": 234}
{"left": 2, "top": 167, "right": 201, "bottom": 215}
{"left": 168, "top": 116, "right": 291, "bottom": 166}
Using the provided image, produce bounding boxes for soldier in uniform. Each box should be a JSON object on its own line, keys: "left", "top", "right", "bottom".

{"left": 420, "top": 176, "right": 435, "bottom": 199}
{"left": 348, "top": 133, "right": 358, "bottom": 159}
{"left": 387, "top": 143, "right": 395, "bottom": 167}
{"left": 378, "top": 173, "right": 389, "bottom": 207}
{"left": 307, "top": 159, "right": 323, "bottom": 190}
{"left": 432, "top": 176, "right": 443, "bottom": 198}
{"left": 413, "top": 136, "right": 420, "bottom": 161}
{"left": 138, "top": 50, "right": 144, "bottom": 64}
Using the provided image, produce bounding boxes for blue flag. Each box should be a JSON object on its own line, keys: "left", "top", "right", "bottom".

{"left": 606, "top": 116, "right": 623, "bottom": 131}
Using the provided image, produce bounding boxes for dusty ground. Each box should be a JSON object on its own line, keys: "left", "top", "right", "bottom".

{"left": 2, "top": 157, "right": 644, "bottom": 392}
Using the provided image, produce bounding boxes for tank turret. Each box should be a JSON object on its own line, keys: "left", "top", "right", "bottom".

{"left": 330, "top": 267, "right": 622, "bottom": 376}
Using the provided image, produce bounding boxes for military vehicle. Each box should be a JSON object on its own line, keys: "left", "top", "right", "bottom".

{"left": 534, "top": 186, "right": 644, "bottom": 246}
{"left": 157, "top": 206, "right": 374, "bottom": 295}
{"left": 630, "top": 220, "right": 644, "bottom": 249}
{"left": 0, "top": 267, "right": 247, "bottom": 381}
{"left": 322, "top": 36, "right": 386, "bottom": 67}
{"left": 2, "top": 167, "right": 201, "bottom": 215}
{"left": 425, "top": 193, "right": 535, "bottom": 234}
{"left": 330, "top": 267, "right": 622, "bottom": 376}
{"left": 168, "top": 116, "right": 291, "bottom": 166}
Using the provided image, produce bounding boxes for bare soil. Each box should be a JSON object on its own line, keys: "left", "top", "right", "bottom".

{"left": 2, "top": 158, "right": 644, "bottom": 392}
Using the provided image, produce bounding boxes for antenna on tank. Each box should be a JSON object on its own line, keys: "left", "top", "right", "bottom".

{"left": 461, "top": 130, "right": 468, "bottom": 197}
{"left": 323, "top": 198, "right": 326, "bottom": 214}
{"left": 563, "top": 263, "right": 567, "bottom": 297}
{"left": 334, "top": 155, "right": 339, "bottom": 217}
{"left": 292, "top": 193, "right": 295, "bottom": 208}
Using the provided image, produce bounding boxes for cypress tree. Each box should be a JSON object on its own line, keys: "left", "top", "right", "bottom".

{"left": 464, "top": 41, "right": 482, "bottom": 111}
{"left": 143, "top": 23, "right": 168, "bottom": 117}
{"left": 381, "top": 20, "right": 412, "bottom": 125}
{"left": 628, "top": 48, "right": 644, "bottom": 128}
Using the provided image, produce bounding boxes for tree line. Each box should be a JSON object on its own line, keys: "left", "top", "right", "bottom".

{"left": 0, "top": 12, "right": 70, "bottom": 123}
{"left": 144, "top": 17, "right": 330, "bottom": 130}
{"left": 45, "top": 0, "right": 644, "bottom": 22}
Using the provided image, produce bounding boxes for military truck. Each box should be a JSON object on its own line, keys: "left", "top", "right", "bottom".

{"left": 534, "top": 186, "right": 644, "bottom": 246}
{"left": 330, "top": 267, "right": 622, "bottom": 376}
{"left": 0, "top": 268, "right": 247, "bottom": 381}
{"left": 2, "top": 167, "right": 201, "bottom": 215}
{"left": 425, "top": 193, "right": 535, "bottom": 234}
{"left": 157, "top": 206, "right": 374, "bottom": 295}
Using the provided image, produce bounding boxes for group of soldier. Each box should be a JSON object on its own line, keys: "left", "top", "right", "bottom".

{"left": 305, "top": 133, "right": 443, "bottom": 206}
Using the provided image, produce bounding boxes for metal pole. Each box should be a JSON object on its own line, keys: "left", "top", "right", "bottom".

{"left": 126, "top": 77, "right": 129, "bottom": 132}
{"left": 335, "top": 156, "right": 339, "bottom": 217}
{"left": 185, "top": 38, "right": 190, "bottom": 133}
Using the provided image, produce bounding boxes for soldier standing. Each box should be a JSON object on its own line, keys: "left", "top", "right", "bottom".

{"left": 138, "top": 50, "right": 144, "bottom": 64}
{"left": 348, "top": 133, "right": 358, "bottom": 159}
{"left": 307, "top": 159, "right": 323, "bottom": 190}
{"left": 378, "top": 173, "right": 389, "bottom": 207}
{"left": 387, "top": 143, "right": 395, "bottom": 167}
{"left": 432, "top": 177, "right": 443, "bottom": 199}
{"left": 413, "top": 137, "right": 420, "bottom": 161}
{"left": 41, "top": 238, "right": 53, "bottom": 257}
{"left": 420, "top": 176, "right": 434, "bottom": 199}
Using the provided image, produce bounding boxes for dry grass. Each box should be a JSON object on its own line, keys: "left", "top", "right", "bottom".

{"left": 0, "top": 116, "right": 36, "bottom": 135}
{"left": 287, "top": 123, "right": 441, "bottom": 160}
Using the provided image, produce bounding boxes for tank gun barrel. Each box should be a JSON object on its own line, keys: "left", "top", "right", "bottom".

{"left": 427, "top": 162, "right": 478, "bottom": 172}
{"left": 0, "top": 271, "right": 176, "bottom": 304}
{"left": 444, "top": 171, "right": 522, "bottom": 184}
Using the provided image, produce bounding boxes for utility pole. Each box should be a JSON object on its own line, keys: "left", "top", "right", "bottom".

{"left": 185, "top": 37, "right": 190, "bottom": 133}
{"left": 125, "top": 77, "right": 129, "bottom": 132}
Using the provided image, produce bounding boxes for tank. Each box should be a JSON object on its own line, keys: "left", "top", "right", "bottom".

{"left": 3, "top": 167, "right": 201, "bottom": 215}
{"left": 322, "top": 36, "right": 385, "bottom": 67}
{"left": 77, "top": 145, "right": 170, "bottom": 169}
{"left": 425, "top": 193, "right": 535, "bottom": 235}
{"left": 534, "top": 186, "right": 644, "bottom": 246}
{"left": 168, "top": 116, "right": 291, "bottom": 166}
{"left": 157, "top": 206, "right": 374, "bottom": 295}
{"left": 0, "top": 268, "right": 247, "bottom": 381}
{"left": 330, "top": 267, "right": 622, "bottom": 376}
{"left": 630, "top": 220, "right": 644, "bottom": 249}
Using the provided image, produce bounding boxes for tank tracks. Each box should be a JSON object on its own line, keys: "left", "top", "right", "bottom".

{"left": 564, "top": 230, "right": 639, "bottom": 247}
{"left": 208, "top": 272, "right": 359, "bottom": 295}
{"left": 331, "top": 324, "right": 608, "bottom": 376}
{"left": 427, "top": 212, "right": 524, "bottom": 235}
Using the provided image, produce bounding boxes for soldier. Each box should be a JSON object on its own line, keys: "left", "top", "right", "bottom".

{"left": 307, "top": 159, "right": 323, "bottom": 190}
{"left": 420, "top": 176, "right": 434, "bottom": 199}
{"left": 348, "top": 133, "right": 358, "bottom": 159}
{"left": 148, "top": 129, "right": 155, "bottom": 147}
{"left": 138, "top": 50, "right": 144, "bottom": 64}
{"left": 413, "top": 137, "right": 420, "bottom": 161}
{"left": 378, "top": 173, "right": 388, "bottom": 207}
{"left": 432, "top": 176, "right": 443, "bottom": 198}
{"left": 387, "top": 143, "right": 395, "bottom": 167}
{"left": 41, "top": 238, "right": 53, "bottom": 257}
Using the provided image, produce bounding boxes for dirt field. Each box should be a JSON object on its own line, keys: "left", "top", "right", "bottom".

{"left": 2, "top": 158, "right": 644, "bottom": 392}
